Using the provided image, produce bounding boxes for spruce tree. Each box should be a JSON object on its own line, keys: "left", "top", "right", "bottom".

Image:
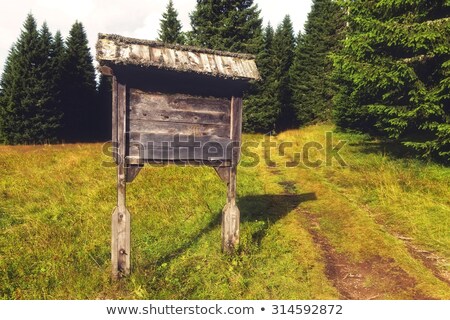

{"left": 61, "top": 21, "right": 97, "bottom": 141}
{"left": 244, "top": 24, "right": 279, "bottom": 132}
{"left": 0, "top": 14, "right": 60, "bottom": 144}
{"left": 272, "top": 15, "right": 297, "bottom": 131}
{"left": 0, "top": 45, "right": 17, "bottom": 143}
{"left": 189, "top": 0, "right": 263, "bottom": 54}
{"left": 36, "top": 22, "right": 63, "bottom": 141}
{"left": 52, "top": 30, "right": 66, "bottom": 138}
{"left": 158, "top": 0, "right": 185, "bottom": 44}
{"left": 290, "top": 0, "right": 344, "bottom": 125}
{"left": 333, "top": 0, "right": 450, "bottom": 161}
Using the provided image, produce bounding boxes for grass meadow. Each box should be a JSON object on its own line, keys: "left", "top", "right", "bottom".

{"left": 0, "top": 124, "right": 449, "bottom": 299}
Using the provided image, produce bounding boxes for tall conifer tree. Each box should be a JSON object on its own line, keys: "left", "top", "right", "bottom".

{"left": 158, "top": 0, "right": 185, "bottom": 44}
{"left": 272, "top": 15, "right": 297, "bottom": 131}
{"left": 61, "top": 21, "right": 96, "bottom": 141}
{"left": 189, "top": 0, "right": 262, "bottom": 54}
{"left": 52, "top": 30, "right": 66, "bottom": 139}
{"left": 0, "top": 14, "right": 60, "bottom": 143}
{"left": 35, "top": 22, "right": 63, "bottom": 141}
{"left": 290, "top": 0, "right": 344, "bottom": 125}
{"left": 244, "top": 24, "right": 279, "bottom": 132}
{"left": 334, "top": 0, "right": 450, "bottom": 160}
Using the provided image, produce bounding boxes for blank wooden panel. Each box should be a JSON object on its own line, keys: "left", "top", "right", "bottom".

{"left": 128, "top": 89, "right": 231, "bottom": 139}
{"left": 129, "top": 89, "right": 231, "bottom": 124}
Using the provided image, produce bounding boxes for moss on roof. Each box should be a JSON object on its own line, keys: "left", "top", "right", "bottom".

{"left": 97, "top": 33, "right": 256, "bottom": 60}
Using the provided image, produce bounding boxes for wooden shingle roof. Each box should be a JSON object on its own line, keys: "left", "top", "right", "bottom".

{"left": 96, "top": 34, "right": 260, "bottom": 81}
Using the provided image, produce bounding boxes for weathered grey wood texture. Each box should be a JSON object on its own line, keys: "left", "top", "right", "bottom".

{"left": 127, "top": 89, "right": 233, "bottom": 164}
{"left": 111, "top": 76, "right": 118, "bottom": 163}
{"left": 126, "top": 165, "right": 143, "bottom": 183}
{"left": 111, "top": 80, "right": 131, "bottom": 279}
{"left": 222, "top": 97, "right": 242, "bottom": 252}
{"left": 97, "top": 34, "right": 260, "bottom": 81}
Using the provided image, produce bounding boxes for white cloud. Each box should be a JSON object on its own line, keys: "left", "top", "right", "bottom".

{"left": 36, "top": 0, "right": 95, "bottom": 20}
{"left": 0, "top": 0, "right": 312, "bottom": 76}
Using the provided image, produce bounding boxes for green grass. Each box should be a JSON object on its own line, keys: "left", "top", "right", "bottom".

{"left": 278, "top": 125, "right": 450, "bottom": 258}
{"left": 0, "top": 124, "right": 449, "bottom": 299}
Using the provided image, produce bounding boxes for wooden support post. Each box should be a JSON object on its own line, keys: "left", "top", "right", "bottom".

{"left": 111, "top": 81, "right": 131, "bottom": 279}
{"left": 112, "top": 76, "right": 118, "bottom": 164}
{"left": 221, "top": 97, "right": 242, "bottom": 253}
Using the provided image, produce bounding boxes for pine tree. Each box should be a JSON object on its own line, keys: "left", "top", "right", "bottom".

{"left": 61, "top": 21, "right": 97, "bottom": 141}
{"left": 0, "top": 45, "right": 18, "bottom": 143}
{"left": 272, "top": 15, "right": 297, "bottom": 131}
{"left": 0, "top": 14, "right": 60, "bottom": 144}
{"left": 290, "top": 0, "right": 344, "bottom": 125}
{"left": 35, "top": 22, "right": 63, "bottom": 141}
{"left": 52, "top": 30, "right": 66, "bottom": 139}
{"left": 158, "top": 0, "right": 185, "bottom": 44}
{"left": 333, "top": 0, "right": 450, "bottom": 161}
{"left": 189, "top": 0, "right": 263, "bottom": 54}
{"left": 244, "top": 24, "right": 279, "bottom": 132}
{"left": 189, "top": 0, "right": 266, "bottom": 132}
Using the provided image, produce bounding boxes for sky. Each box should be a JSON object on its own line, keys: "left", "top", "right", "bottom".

{"left": 0, "top": 0, "right": 313, "bottom": 76}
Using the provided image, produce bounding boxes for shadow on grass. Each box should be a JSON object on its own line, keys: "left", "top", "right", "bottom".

{"left": 239, "top": 193, "right": 317, "bottom": 249}
{"left": 153, "top": 193, "right": 317, "bottom": 265}
{"left": 350, "top": 140, "right": 417, "bottom": 159}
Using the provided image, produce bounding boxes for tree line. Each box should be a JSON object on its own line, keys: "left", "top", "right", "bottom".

{"left": 161, "top": 0, "right": 448, "bottom": 162}
{"left": 1, "top": 0, "right": 449, "bottom": 162}
{"left": 333, "top": 0, "right": 450, "bottom": 162}
{"left": 0, "top": 14, "right": 109, "bottom": 143}
{"left": 159, "top": 0, "right": 345, "bottom": 134}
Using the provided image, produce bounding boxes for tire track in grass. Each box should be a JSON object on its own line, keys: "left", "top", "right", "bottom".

{"left": 303, "top": 212, "right": 430, "bottom": 300}
{"left": 325, "top": 188, "right": 450, "bottom": 289}
{"left": 400, "top": 237, "right": 450, "bottom": 286}
{"left": 263, "top": 141, "right": 447, "bottom": 299}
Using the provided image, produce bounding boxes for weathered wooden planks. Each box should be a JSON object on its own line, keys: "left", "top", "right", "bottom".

{"left": 129, "top": 90, "right": 231, "bottom": 139}
{"left": 128, "top": 133, "right": 233, "bottom": 162}
{"left": 97, "top": 34, "right": 260, "bottom": 81}
{"left": 129, "top": 120, "right": 229, "bottom": 138}
{"left": 129, "top": 108, "right": 229, "bottom": 125}
{"left": 130, "top": 90, "right": 230, "bottom": 113}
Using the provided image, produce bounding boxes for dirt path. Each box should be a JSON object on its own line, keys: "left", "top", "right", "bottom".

{"left": 401, "top": 238, "right": 450, "bottom": 286}
{"left": 356, "top": 202, "right": 450, "bottom": 288}
{"left": 303, "top": 212, "right": 431, "bottom": 300}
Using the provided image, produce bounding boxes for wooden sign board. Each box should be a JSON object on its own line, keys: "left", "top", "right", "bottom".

{"left": 97, "top": 34, "right": 260, "bottom": 278}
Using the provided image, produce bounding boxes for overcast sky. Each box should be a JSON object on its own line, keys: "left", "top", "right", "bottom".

{"left": 0, "top": 0, "right": 313, "bottom": 76}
